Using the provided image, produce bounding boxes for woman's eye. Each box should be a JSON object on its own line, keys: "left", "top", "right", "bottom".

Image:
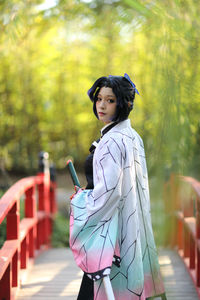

{"left": 108, "top": 99, "right": 115, "bottom": 103}
{"left": 97, "top": 98, "right": 102, "bottom": 102}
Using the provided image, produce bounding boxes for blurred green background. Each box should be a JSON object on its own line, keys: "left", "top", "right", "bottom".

{"left": 1, "top": 0, "right": 199, "bottom": 179}
{"left": 0, "top": 0, "right": 200, "bottom": 247}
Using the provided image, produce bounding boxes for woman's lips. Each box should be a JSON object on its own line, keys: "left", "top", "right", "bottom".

{"left": 98, "top": 112, "right": 105, "bottom": 116}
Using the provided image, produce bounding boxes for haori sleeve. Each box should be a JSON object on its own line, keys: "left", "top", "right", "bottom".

{"left": 87, "top": 136, "right": 124, "bottom": 215}
{"left": 69, "top": 136, "right": 124, "bottom": 280}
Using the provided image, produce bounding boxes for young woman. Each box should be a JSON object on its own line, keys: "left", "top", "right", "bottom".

{"left": 70, "top": 74, "right": 166, "bottom": 300}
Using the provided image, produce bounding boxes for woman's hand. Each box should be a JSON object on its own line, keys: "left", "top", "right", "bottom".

{"left": 70, "top": 185, "right": 82, "bottom": 200}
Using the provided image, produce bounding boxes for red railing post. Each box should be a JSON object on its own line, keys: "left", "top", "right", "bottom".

{"left": 189, "top": 235, "right": 195, "bottom": 269}
{"left": 7, "top": 202, "right": 20, "bottom": 240}
{"left": 196, "top": 196, "right": 200, "bottom": 239}
{"left": 0, "top": 265, "right": 11, "bottom": 300}
{"left": 12, "top": 251, "right": 18, "bottom": 287}
{"left": 29, "top": 227, "right": 35, "bottom": 258}
{"left": 177, "top": 218, "right": 183, "bottom": 250}
{"left": 36, "top": 221, "right": 41, "bottom": 250}
{"left": 20, "top": 237, "right": 28, "bottom": 269}
{"left": 25, "top": 185, "right": 36, "bottom": 263}
{"left": 7, "top": 201, "right": 20, "bottom": 289}
{"left": 183, "top": 227, "right": 190, "bottom": 258}
{"left": 25, "top": 186, "right": 36, "bottom": 218}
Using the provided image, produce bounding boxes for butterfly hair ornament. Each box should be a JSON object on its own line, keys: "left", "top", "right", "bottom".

{"left": 124, "top": 73, "right": 140, "bottom": 95}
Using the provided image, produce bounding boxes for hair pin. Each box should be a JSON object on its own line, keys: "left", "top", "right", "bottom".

{"left": 124, "top": 73, "right": 139, "bottom": 95}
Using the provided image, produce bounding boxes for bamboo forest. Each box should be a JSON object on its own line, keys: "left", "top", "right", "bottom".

{"left": 0, "top": 0, "right": 199, "bottom": 183}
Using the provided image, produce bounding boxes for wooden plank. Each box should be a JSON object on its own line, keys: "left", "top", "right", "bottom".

{"left": 159, "top": 249, "right": 199, "bottom": 300}
{"left": 16, "top": 248, "right": 199, "bottom": 300}
{"left": 16, "top": 248, "right": 82, "bottom": 300}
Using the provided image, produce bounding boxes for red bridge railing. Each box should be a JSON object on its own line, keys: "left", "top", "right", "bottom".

{"left": 0, "top": 152, "right": 57, "bottom": 300}
{"left": 165, "top": 174, "right": 200, "bottom": 298}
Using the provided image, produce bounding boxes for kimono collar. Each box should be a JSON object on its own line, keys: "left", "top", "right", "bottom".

{"left": 101, "top": 119, "right": 131, "bottom": 136}
{"left": 100, "top": 122, "right": 118, "bottom": 137}
{"left": 89, "top": 122, "right": 118, "bottom": 153}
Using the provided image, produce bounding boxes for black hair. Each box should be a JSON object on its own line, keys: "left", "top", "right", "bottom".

{"left": 87, "top": 75, "right": 135, "bottom": 122}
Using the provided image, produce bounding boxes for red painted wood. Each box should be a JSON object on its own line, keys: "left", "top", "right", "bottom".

{"left": 25, "top": 186, "right": 36, "bottom": 218}
{"left": 0, "top": 265, "right": 11, "bottom": 300}
{"left": 0, "top": 240, "right": 18, "bottom": 280}
{"left": 7, "top": 202, "right": 19, "bottom": 240}
{"left": 19, "top": 218, "right": 36, "bottom": 241}
{"left": 36, "top": 222, "right": 40, "bottom": 250}
{"left": 0, "top": 168, "right": 56, "bottom": 299}
{"left": 29, "top": 227, "right": 35, "bottom": 258}
{"left": 38, "top": 182, "right": 45, "bottom": 211}
{"left": 183, "top": 227, "right": 190, "bottom": 258}
{"left": 38, "top": 173, "right": 50, "bottom": 213}
{"left": 12, "top": 251, "right": 18, "bottom": 287}
{"left": 178, "top": 249, "right": 200, "bottom": 298}
{"left": 38, "top": 173, "right": 51, "bottom": 248}
{"left": 177, "top": 218, "right": 183, "bottom": 249}
{"left": 167, "top": 175, "right": 200, "bottom": 298}
{"left": 196, "top": 199, "right": 200, "bottom": 239}
{"left": 190, "top": 236, "right": 195, "bottom": 269}
{"left": 0, "top": 177, "right": 36, "bottom": 224}
{"left": 20, "top": 237, "right": 28, "bottom": 269}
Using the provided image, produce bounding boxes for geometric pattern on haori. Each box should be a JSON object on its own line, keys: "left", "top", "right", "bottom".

{"left": 70, "top": 119, "right": 165, "bottom": 299}
{"left": 86, "top": 267, "right": 111, "bottom": 281}
{"left": 85, "top": 255, "right": 121, "bottom": 282}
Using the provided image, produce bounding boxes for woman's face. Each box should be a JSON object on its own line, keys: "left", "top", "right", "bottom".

{"left": 96, "top": 87, "right": 117, "bottom": 124}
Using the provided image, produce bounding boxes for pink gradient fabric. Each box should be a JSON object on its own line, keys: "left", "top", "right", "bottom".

{"left": 70, "top": 119, "right": 165, "bottom": 299}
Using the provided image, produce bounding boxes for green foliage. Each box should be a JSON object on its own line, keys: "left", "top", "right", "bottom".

{"left": 51, "top": 212, "right": 69, "bottom": 248}
{"left": 0, "top": 189, "right": 6, "bottom": 248}
{"left": 1, "top": 1, "right": 199, "bottom": 247}
{"left": 0, "top": 0, "right": 199, "bottom": 180}
{"left": 0, "top": 218, "right": 6, "bottom": 248}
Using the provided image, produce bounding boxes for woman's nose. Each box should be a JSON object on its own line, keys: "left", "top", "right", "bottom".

{"left": 99, "top": 100, "right": 106, "bottom": 108}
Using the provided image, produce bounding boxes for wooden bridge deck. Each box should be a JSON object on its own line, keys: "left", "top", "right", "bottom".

{"left": 16, "top": 248, "right": 199, "bottom": 300}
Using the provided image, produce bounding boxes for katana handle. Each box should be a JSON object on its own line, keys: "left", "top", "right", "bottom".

{"left": 66, "top": 160, "right": 81, "bottom": 188}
